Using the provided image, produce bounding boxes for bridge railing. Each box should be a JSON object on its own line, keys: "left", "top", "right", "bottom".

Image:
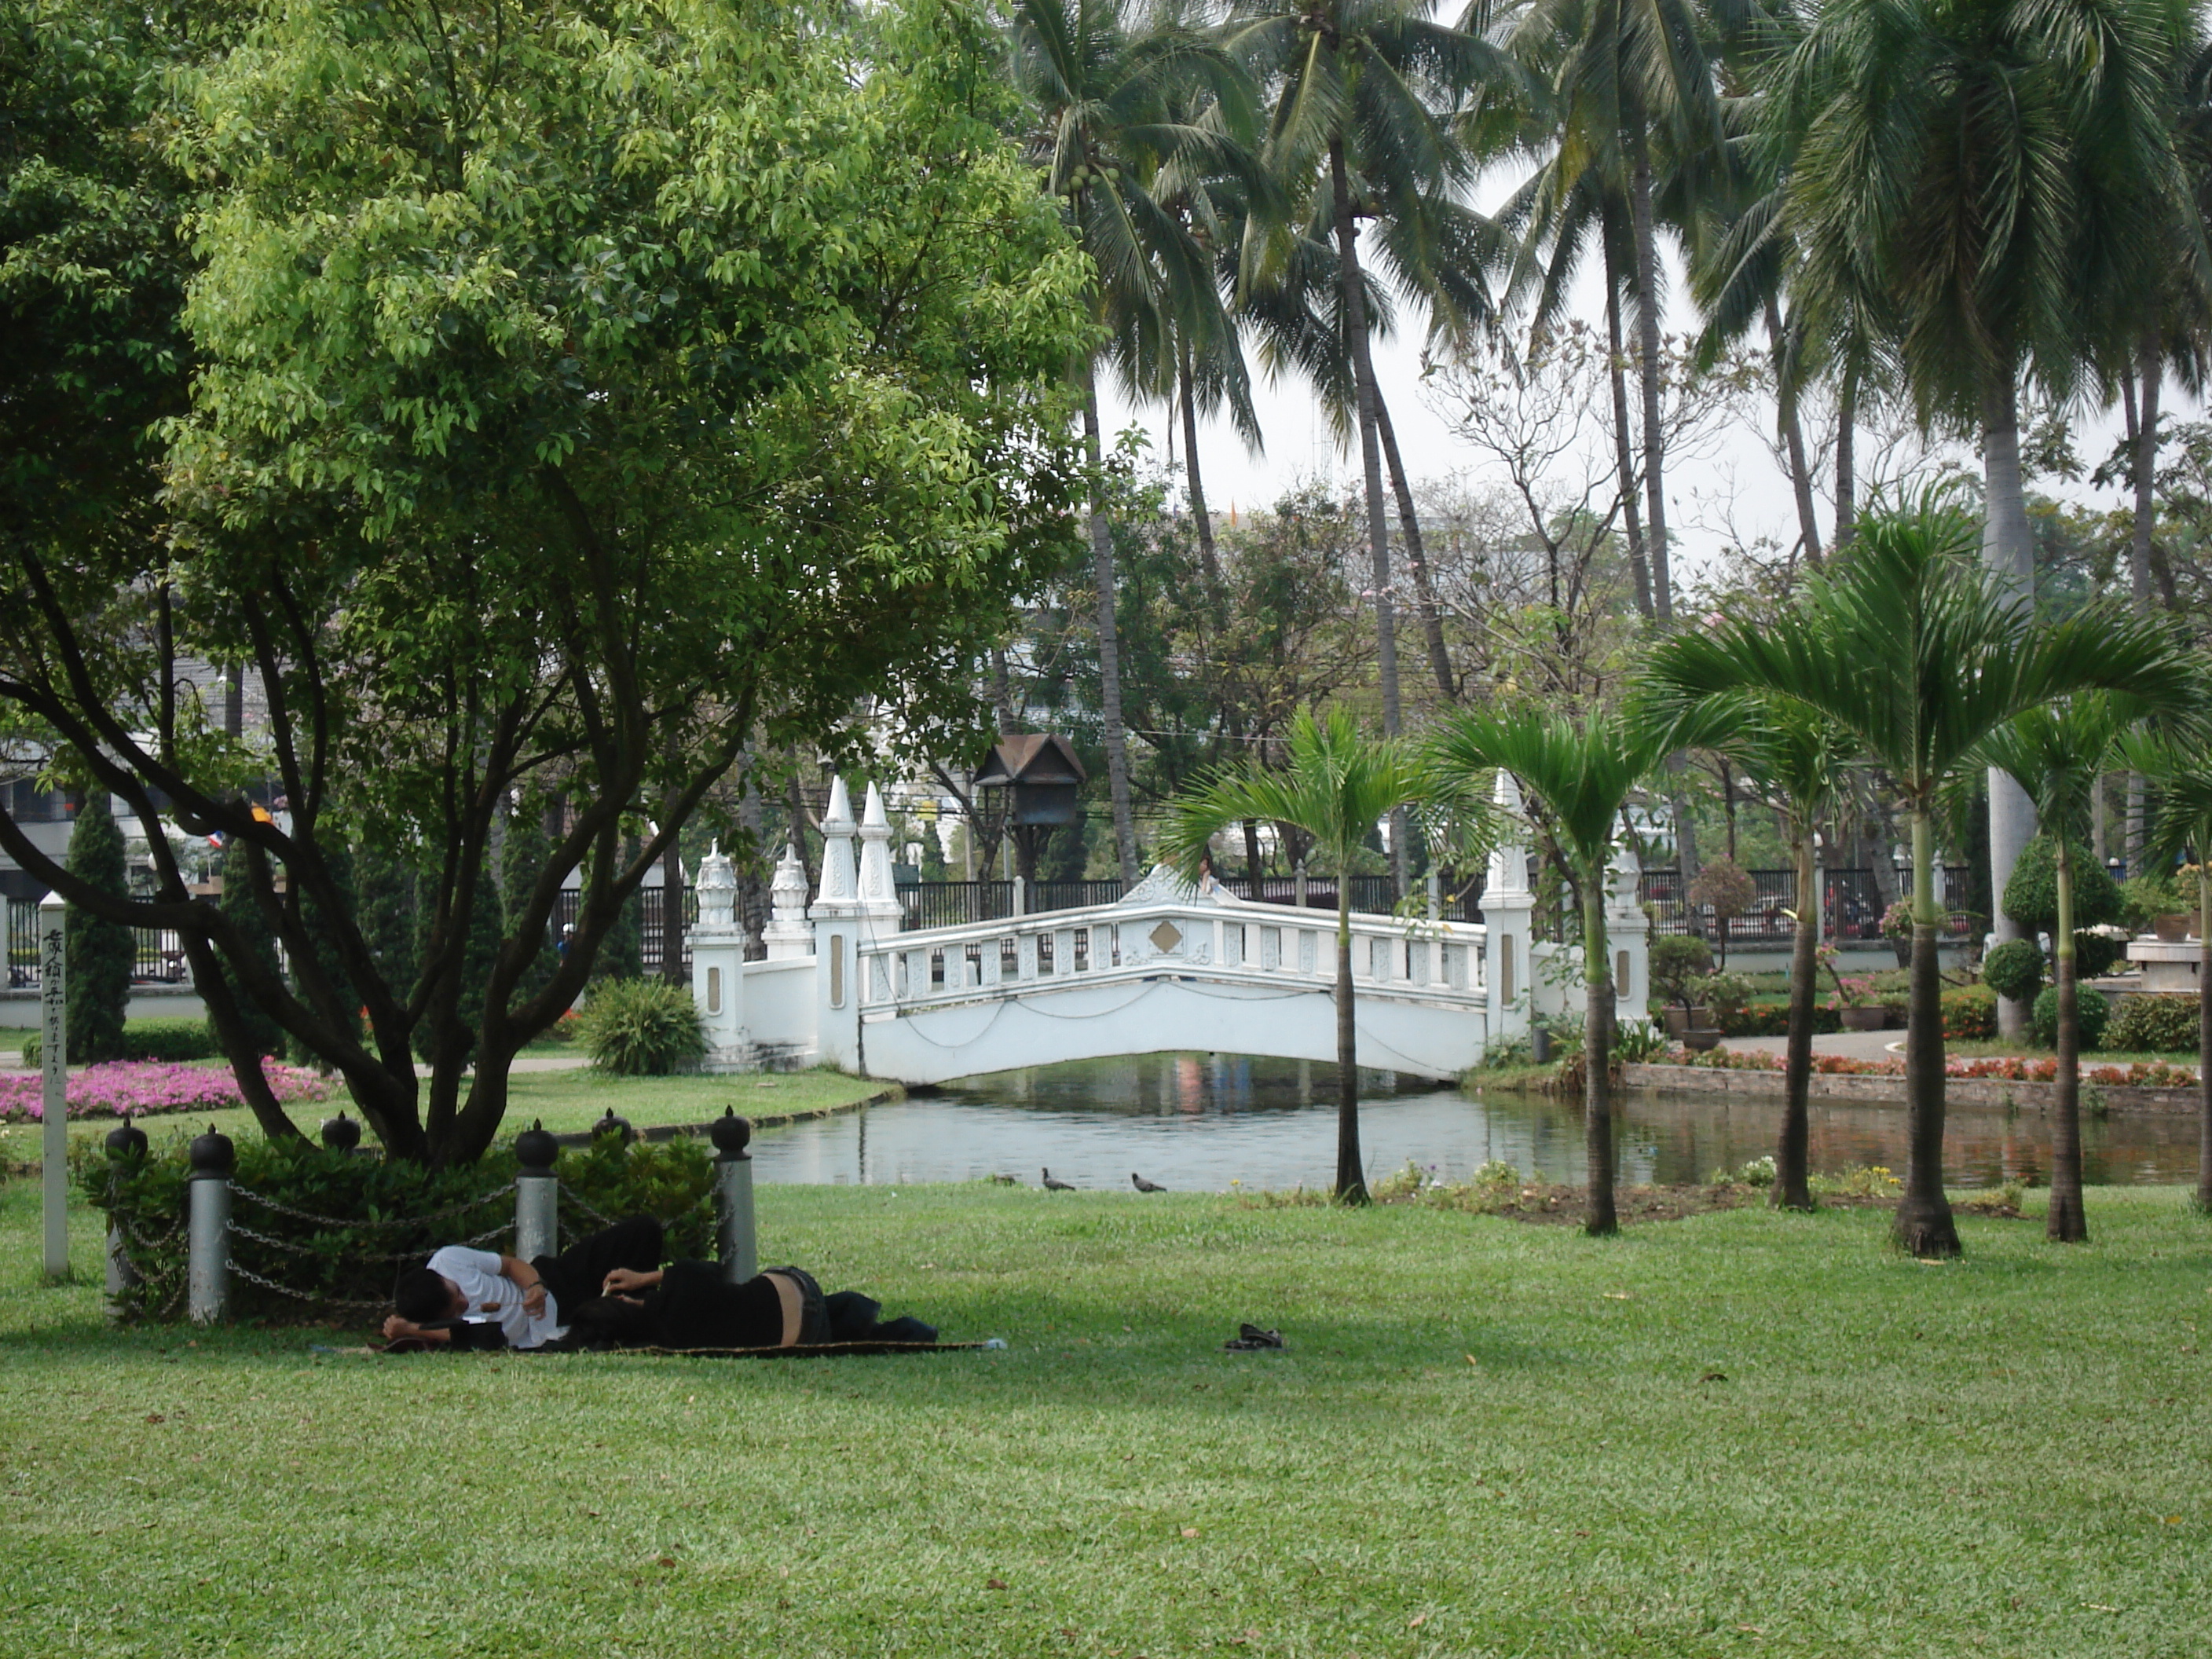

{"left": 854, "top": 898, "right": 1489, "bottom": 1016}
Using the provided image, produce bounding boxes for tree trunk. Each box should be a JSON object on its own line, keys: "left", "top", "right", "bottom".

{"left": 1335, "top": 885, "right": 1367, "bottom": 1203}
{"left": 1895, "top": 808, "right": 1961, "bottom": 1257}
{"left": 1833, "top": 353, "right": 1858, "bottom": 555}
{"left": 1775, "top": 827, "right": 1818, "bottom": 1210}
{"left": 1602, "top": 222, "right": 1654, "bottom": 620}
{"left": 1082, "top": 359, "right": 1141, "bottom": 888}
{"left": 1766, "top": 295, "right": 1822, "bottom": 570}
{"left": 2127, "top": 333, "right": 2159, "bottom": 872}
{"left": 1980, "top": 371, "right": 2037, "bottom": 1038}
{"left": 1330, "top": 140, "right": 1408, "bottom": 901}
{"left": 1375, "top": 394, "right": 1455, "bottom": 702}
{"left": 1243, "top": 819, "right": 1265, "bottom": 888}
{"left": 1582, "top": 873, "right": 1617, "bottom": 1236}
{"left": 1628, "top": 118, "right": 1672, "bottom": 624}
{"left": 2047, "top": 842, "right": 2086, "bottom": 1241}
{"left": 1178, "top": 342, "right": 1221, "bottom": 606}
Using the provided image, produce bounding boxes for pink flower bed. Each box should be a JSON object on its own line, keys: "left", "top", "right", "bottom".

{"left": 0, "top": 1060, "right": 334, "bottom": 1122}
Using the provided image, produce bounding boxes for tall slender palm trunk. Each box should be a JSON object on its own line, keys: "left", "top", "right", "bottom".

{"left": 1627, "top": 119, "right": 1672, "bottom": 624}
{"left": 1335, "top": 886, "right": 1368, "bottom": 1203}
{"left": 1082, "top": 361, "right": 1141, "bottom": 888}
{"left": 1776, "top": 828, "right": 1818, "bottom": 1209}
{"left": 1581, "top": 873, "right": 1617, "bottom": 1236}
{"left": 1765, "top": 296, "right": 1822, "bottom": 569}
{"left": 1834, "top": 356, "right": 1858, "bottom": 556}
{"left": 2197, "top": 865, "right": 2211, "bottom": 1212}
{"left": 1603, "top": 219, "right": 1654, "bottom": 619}
{"left": 1898, "top": 810, "right": 1961, "bottom": 1256}
{"left": 2047, "top": 845, "right": 2087, "bottom": 1241}
{"left": 2126, "top": 335, "right": 2161, "bottom": 870}
{"left": 1375, "top": 396, "right": 1455, "bottom": 702}
{"left": 1979, "top": 371, "right": 2037, "bottom": 1036}
{"left": 1329, "top": 139, "right": 1409, "bottom": 899}
{"left": 1177, "top": 343, "right": 1221, "bottom": 603}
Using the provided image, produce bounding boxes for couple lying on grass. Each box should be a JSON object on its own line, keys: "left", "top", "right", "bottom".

{"left": 381, "top": 1217, "right": 938, "bottom": 1353}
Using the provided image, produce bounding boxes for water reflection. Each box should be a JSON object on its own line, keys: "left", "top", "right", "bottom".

{"left": 745, "top": 1054, "right": 2200, "bottom": 1192}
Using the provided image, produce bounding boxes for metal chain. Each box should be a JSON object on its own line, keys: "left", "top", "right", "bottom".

{"left": 225, "top": 1257, "right": 388, "bottom": 1313}
{"left": 226, "top": 1178, "right": 516, "bottom": 1232}
{"left": 560, "top": 1190, "right": 620, "bottom": 1231}
{"left": 227, "top": 1215, "right": 510, "bottom": 1262}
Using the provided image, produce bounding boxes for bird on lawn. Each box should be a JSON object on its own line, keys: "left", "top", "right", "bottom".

{"left": 1042, "top": 1168, "right": 1075, "bottom": 1191}
{"left": 1130, "top": 1173, "right": 1166, "bottom": 1192}
{"left": 988, "top": 1174, "right": 1019, "bottom": 1185}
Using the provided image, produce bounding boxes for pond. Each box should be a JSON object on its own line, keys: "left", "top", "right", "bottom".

{"left": 745, "top": 1053, "right": 2201, "bottom": 1192}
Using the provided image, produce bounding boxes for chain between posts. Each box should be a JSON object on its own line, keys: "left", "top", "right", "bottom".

{"left": 225, "top": 1257, "right": 390, "bottom": 1313}
{"left": 225, "top": 1179, "right": 517, "bottom": 1231}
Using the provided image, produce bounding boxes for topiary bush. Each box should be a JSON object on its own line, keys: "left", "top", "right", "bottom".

{"left": 2003, "top": 837, "right": 2122, "bottom": 936}
{"left": 2103, "top": 994, "right": 2200, "bottom": 1054}
{"left": 577, "top": 977, "right": 707, "bottom": 1075}
{"left": 2075, "top": 928, "right": 2128, "bottom": 980}
{"left": 2031, "top": 984, "right": 2110, "bottom": 1049}
{"left": 25, "top": 1016, "right": 218, "bottom": 1069}
{"left": 1981, "top": 939, "right": 2045, "bottom": 1002}
{"left": 1941, "top": 984, "right": 1998, "bottom": 1040}
{"left": 1648, "top": 934, "right": 1714, "bottom": 1011}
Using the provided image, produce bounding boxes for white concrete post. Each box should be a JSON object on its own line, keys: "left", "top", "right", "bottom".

{"left": 38, "top": 892, "right": 65, "bottom": 1278}
{"left": 1481, "top": 772, "right": 1537, "bottom": 1049}
{"left": 690, "top": 841, "right": 748, "bottom": 1068}
{"left": 810, "top": 777, "right": 863, "bottom": 1069}
{"left": 1608, "top": 837, "right": 1651, "bottom": 1030}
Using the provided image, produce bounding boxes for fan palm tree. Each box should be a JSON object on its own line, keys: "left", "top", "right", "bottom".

{"left": 1771, "top": 0, "right": 2200, "bottom": 987}
{"left": 1228, "top": 0, "right": 1503, "bottom": 860}
{"left": 2119, "top": 724, "right": 2212, "bottom": 1213}
{"left": 1974, "top": 694, "right": 2155, "bottom": 1241}
{"left": 1010, "top": 0, "right": 1255, "bottom": 888}
{"left": 1160, "top": 707, "right": 1426, "bottom": 1201}
{"left": 1641, "top": 495, "right": 2197, "bottom": 1256}
{"left": 1427, "top": 706, "right": 1669, "bottom": 1236}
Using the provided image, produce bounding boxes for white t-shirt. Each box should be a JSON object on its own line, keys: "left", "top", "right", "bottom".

{"left": 427, "top": 1245, "right": 567, "bottom": 1350}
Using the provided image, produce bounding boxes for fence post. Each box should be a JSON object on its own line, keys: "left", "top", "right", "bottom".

{"left": 514, "top": 1120, "right": 559, "bottom": 1263}
{"left": 711, "top": 1108, "right": 756, "bottom": 1283}
{"left": 104, "top": 1116, "right": 148, "bottom": 1319}
{"left": 186, "top": 1123, "right": 233, "bottom": 1324}
{"left": 38, "top": 890, "right": 65, "bottom": 1279}
{"left": 1294, "top": 862, "right": 1308, "bottom": 910}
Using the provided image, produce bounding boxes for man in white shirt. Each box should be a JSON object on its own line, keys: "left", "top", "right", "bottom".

{"left": 383, "top": 1217, "right": 662, "bottom": 1350}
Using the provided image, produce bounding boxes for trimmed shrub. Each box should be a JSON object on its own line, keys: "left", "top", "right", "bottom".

{"left": 1941, "top": 985, "right": 1998, "bottom": 1041}
{"left": 2003, "top": 837, "right": 2122, "bottom": 936}
{"left": 25, "top": 1016, "right": 219, "bottom": 1069}
{"left": 64, "top": 796, "right": 134, "bottom": 1063}
{"left": 1981, "top": 939, "right": 2045, "bottom": 1002}
{"left": 577, "top": 977, "right": 706, "bottom": 1075}
{"left": 2103, "top": 994, "right": 2200, "bottom": 1054}
{"left": 2031, "top": 984, "right": 2110, "bottom": 1049}
{"left": 1715, "top": 1000, "right": 1842, "bottom": 1038}
{"left": 2075, "top": 929, "right": 2127, "bottom": 980}
{"left": 1648, "top": 935, "right": 1714, "bottom": 1009}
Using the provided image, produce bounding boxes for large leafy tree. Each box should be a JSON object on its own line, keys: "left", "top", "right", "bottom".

{"left": 1428, "top": 707, "right": 1665, "bottom": 1237}
{"left": 1643, "top": 496, "right": 2196, "bottom": 1256}
{"left": 1161, "top": 707, "right": 1424, "bottom": 1202}
{"left": 1771, "top": 0, "right": 2202, "bottom": 1021}
{"left": 0, "top": 0, "right": 1092, "bottom": 1164}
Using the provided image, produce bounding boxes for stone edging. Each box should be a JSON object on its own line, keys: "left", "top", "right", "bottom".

{"left": 546, "top": 1084, "right": 902, "bottom": 1148}
{"left": 1624, "top": 1063, "right": 2200, "bottom": 1115}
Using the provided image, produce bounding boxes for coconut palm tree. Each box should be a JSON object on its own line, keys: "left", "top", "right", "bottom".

{"left": 1009, "top": 0, "right": 1256, "bottom": 888}
{"left": 1771, "top": 0, "right": 2200, "bottom": 1004}
{"left": 1641, "top": 495, "right": 2197, "bottom": 1256}
{"left": 1973, "top": 694, "right": 2157, "bottom": 1241}
{"left": 1160, "top": 707, "right": 1426, "bottom": 1201}
{"left": 1427, "top": 706, "right": 1669, "bottom": 1236}
{"left": 2119, "top": 725, "right": 2212, "bottom": 1213}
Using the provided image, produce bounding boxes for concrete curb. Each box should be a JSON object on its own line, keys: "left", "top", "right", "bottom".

{"left": 1624, "top": 1063, "right": 2200, "bottom": 1115}
{"left": 545, "top": 1084, "right": 902, "bottom": 1148}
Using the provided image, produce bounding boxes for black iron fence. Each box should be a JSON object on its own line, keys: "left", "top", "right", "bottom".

{"left": 1637, "top": 867, "right": 1979, "bottom": 945}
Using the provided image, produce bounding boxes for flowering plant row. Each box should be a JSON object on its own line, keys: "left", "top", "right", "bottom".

{"left": 0, "top": 1060, "right": 334, "bottom": 1122}
{"left": 1664, "top": 1046, "right": 2198, "bottom": 1087}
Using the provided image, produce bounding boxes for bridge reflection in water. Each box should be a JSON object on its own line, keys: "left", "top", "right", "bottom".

{"left": 744, "top": 1054, "right": 2202, "bottom": 1192}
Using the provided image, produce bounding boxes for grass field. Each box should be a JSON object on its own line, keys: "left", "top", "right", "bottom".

{"left": 0, "top": 1066, "right": 890, "bottom": 1170}
{"left": 3, "top": 1175, "right": 2210, "bottom": 1657}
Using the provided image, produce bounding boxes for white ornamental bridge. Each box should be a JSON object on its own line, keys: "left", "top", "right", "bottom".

{"left": 684, "top": 776, "right": 1652, "bottom": 1086}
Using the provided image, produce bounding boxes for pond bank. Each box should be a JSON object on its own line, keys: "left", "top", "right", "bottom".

{"left": 1624, "top": 1061, "right": 2202, "bottom": 1114}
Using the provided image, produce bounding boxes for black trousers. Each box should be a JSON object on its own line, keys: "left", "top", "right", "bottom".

{"left": 532, "top": 1216, "right": 663, "bottom": 1317}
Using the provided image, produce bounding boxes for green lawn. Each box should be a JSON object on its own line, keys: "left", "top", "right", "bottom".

{"left": 3, "top": 1177, "right": 2210, "bottom": 1656}
{"left": 0, "top": 1066, "right": 888, "bottom": 1170}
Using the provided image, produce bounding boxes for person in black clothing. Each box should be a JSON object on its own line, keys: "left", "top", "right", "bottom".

{"left": 569, "top": 1260, "right": 938, "bottom": 1350}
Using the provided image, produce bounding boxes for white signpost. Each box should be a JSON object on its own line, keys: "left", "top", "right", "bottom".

{"left": 39, "top": 891, "right": 66, "bottom": 1279}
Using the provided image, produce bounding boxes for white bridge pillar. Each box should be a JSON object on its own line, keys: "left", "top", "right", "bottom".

{"left": 690, "top": 842, "right": 747, "bottom": 1067}
{"left": 1482, "top": 771, "right": 1536, "bottom": 1046}
{"left": 808, "top": 778, "right": 903, "bottom": 1071}
{"left": 1608, "top": 837, "right": 1651, "bottom": 1030}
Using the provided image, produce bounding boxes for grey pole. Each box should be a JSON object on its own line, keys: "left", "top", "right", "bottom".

{"left": 104, "top": 1116, "right": 148, "bottom": 1320}
{"left": 38, "top": 890, "right": 65, "bottom": 1279}
{"left": 513, "top": 1120, "right": 560, "bottom": 1265}
{"left": 186, "top": 1124, "right": 234, "bottom": 1324}
{"left": 711, "top": 1109, "right": 756, "bottom": 1283}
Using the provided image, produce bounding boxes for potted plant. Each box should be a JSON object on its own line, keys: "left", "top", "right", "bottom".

{"left": 1687, "top": 857, "right": 1756, "bottom": 968}
{"left": 1830, "top": 975, "right": 1891, "bottom": 1031}
{"left": 1650, "top": 934, "right": 1716, "bottom": 1036}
